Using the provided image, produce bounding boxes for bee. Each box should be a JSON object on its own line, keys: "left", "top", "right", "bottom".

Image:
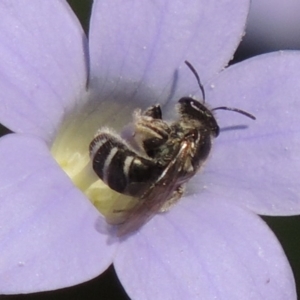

{"left": 90, "top": 61, "right": 255, "bottom": 236}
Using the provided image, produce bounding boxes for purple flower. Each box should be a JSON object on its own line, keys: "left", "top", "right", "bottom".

{"left": 0, "top": 1, "right": 299, "bottom": 299}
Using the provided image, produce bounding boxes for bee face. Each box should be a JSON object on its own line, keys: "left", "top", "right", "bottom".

{"left": 89, "top": 61, "right": 255, "bottom": 236}
{"left": 178, "top": 97, "right": 219, "bottom": 137}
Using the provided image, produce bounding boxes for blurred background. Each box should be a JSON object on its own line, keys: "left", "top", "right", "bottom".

{"left": 2, "top": 0, "right": 300, "bottom": 299}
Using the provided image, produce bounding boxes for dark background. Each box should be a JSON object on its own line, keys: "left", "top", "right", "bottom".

{"left": 2, "top": 1, "right": 300, "bottom": 299}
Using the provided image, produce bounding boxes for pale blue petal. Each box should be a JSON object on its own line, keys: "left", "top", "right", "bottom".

{"left": 0, "top": 1, "right": 88, "bottom": 142}
{"left": 0, "top": 134, "right": 116, "bottom": 294}
{"left": 115, "top": 195, "right": 295, "bottom": 300}
{"left": 89, "top": 0, "right": 250, "bottom": 110}
{"left": 200, "top": 51, "right": 300, "bottom": 215}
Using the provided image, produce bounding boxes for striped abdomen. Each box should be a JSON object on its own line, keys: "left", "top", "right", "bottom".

{"left": 90, "top": 129, "right": 163, "bottom": 197}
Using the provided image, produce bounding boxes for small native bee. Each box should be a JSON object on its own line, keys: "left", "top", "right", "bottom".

{"left": 90, "top": 61, "right": 255, "bottom": 236}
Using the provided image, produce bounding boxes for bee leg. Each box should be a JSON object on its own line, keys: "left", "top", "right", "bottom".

{"left": 90, "top": 128, "right": 163, "bottom": 197}
{"left": 133, "top": 107, "right": 171, "bottom": 157}
{"left": 159, "top": 185, "right": 185, "bottom": 212}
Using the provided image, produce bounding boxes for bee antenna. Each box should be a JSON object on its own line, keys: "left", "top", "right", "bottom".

{"left": 185, "top": 60, "right": 206, "bottom": 103}
{"left": 212, "top": 106, "right": 256, "bottom": 120}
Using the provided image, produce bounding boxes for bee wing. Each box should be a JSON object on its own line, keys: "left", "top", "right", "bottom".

{"left": 116, "top": 142, "right": 192, "bottom": 237}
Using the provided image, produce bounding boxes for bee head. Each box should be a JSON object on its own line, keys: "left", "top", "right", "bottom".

{"left": 178, "top": 97, "right": 219, "bottom": 137}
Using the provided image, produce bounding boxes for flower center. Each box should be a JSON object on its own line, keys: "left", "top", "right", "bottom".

{"left": 51, "top": 94, "right": 139, "bottom": 223}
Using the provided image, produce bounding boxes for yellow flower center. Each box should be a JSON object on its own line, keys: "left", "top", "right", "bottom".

{"left": 51, "top": 95, "right": 139, "bottom": 224}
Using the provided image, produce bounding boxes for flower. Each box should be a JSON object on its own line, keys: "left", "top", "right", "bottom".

{"left": 0, "top": 1, "right": 299, "bottom": 299}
